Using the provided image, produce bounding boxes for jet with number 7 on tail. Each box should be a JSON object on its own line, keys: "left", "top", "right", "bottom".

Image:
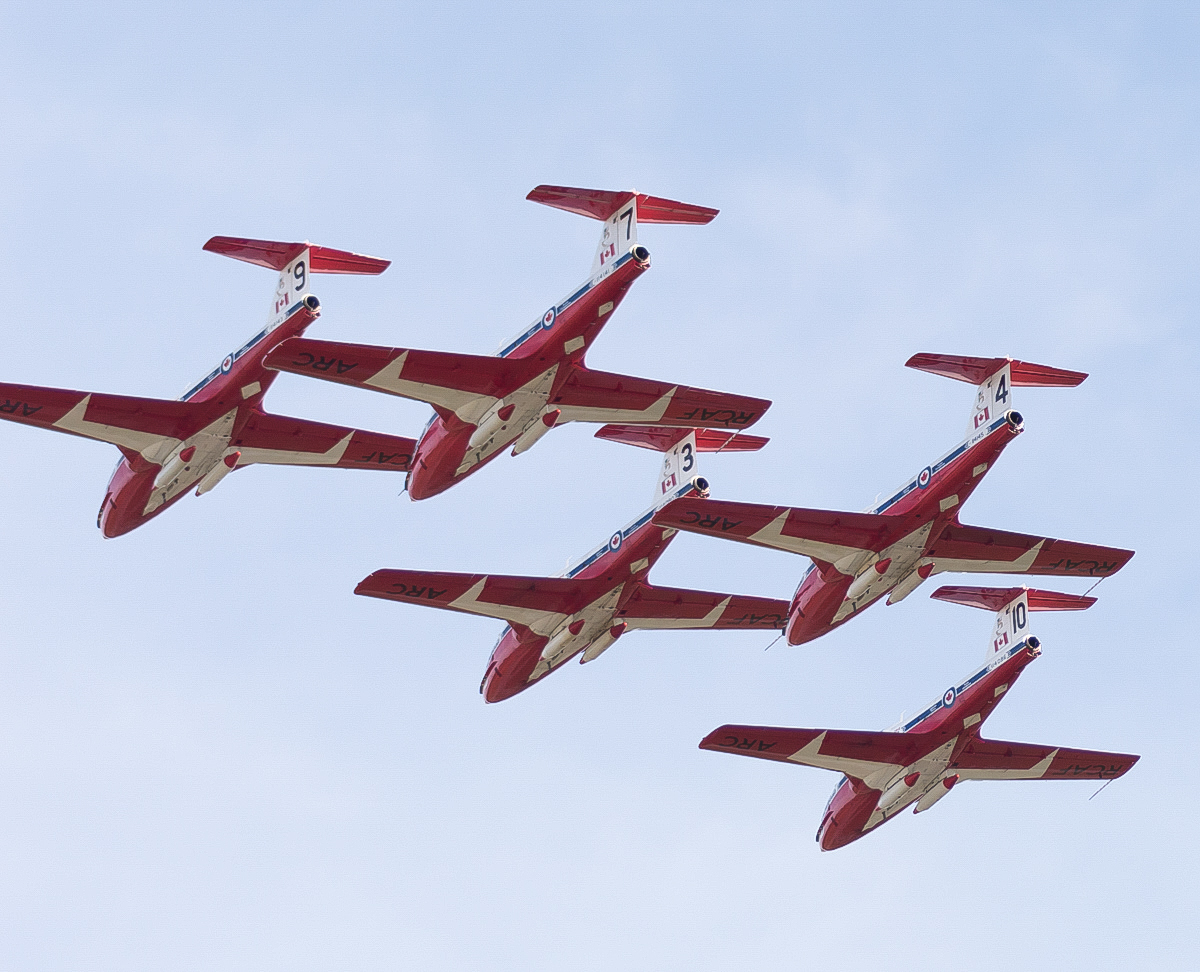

{"left": 653, "top": 355, "right": 1135, "bottom": 645}
{"left": 261, "top": 186, "right": 772, "bottom": 500}
{"left": 701, "top": 585, "right": 1139, "bottom": 851}
{"left": 354, "top": 430, "right": 790, "bottom": 702}
{"left": 0, "top": 238, "right": 419, "bottom": 537}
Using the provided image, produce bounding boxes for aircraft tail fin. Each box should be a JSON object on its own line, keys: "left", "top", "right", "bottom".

{"left": 930, "top": 585, "right": 1096, "bottom": 663}
{"left": 526, "top": 185, "right": 718, "bottom": 279}
{"left": 905, "top": 353, "right": 1087, "bottom": 438}
{"left": 654, "top": 430, "right": 705, "bottom": 508}
{"left": 204, "top": 236, "right": 390, "bottom": 329}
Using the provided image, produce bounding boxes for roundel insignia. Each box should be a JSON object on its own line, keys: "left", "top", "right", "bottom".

{"left": 609, "top": 531, "right": 622, "bottom": 552}
{"left": 542, "top": 307, "right": 556, "bottom": 329}
{"left": 917, "top": 466, "right": 932, "bottom": 489}
{"left": 943, "top": 686, "right": 956, "bottom": 707}
{"left": 221, "top": 354, "right": 234, "bottom": 374}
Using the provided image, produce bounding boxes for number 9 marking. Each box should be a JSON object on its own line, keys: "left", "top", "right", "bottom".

{"left": 293, "top": 260, "right": 307, "bottom": 294}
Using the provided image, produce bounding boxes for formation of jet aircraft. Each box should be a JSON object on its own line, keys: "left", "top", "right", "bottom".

{"left": 0, "top": 185, "right": 1139, "bottom": 851}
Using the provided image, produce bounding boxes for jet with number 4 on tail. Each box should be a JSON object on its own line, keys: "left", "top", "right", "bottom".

{"left": 261, "top": 186, "right": 772, "bottom": 500}
{"left": 654, "top": 354, "right": 1134, "bottom": 645}
{"left": 355, "top": 430, "right": 789, "bottom": 702}
{"left": 701, "top": 585, "right": 1139, "bottom": 851}
{"left": 0, "top": 238, "right": 418, "bottom": 537}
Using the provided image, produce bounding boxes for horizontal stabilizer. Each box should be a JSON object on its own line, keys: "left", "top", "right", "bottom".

{"left": 595, "top": 425, "right": 769, "bottom": 453}
{"left": 204, "top": 236, "right": 391, "bottom": 274}
{"left": 931, "top": 585, "right": 1097, "bottom": 612}
{"left": 906, "top": 353, "right": 1086, "bottom": 387}
{"left": 527, "top": 185, "right": 718, "bottom": 224}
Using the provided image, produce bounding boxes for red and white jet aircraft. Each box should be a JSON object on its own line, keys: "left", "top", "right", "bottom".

{"left": 0, "top": 238, "right": 418, "bottom": 536}
{"left": 654, "top": 354, "right": 1135, "bottom": 645}
{"left": 701, "top": 585, "right": 1139, "bottom": 851}
{"left": 355, "top": 430, "right": 790, "bottom": 702}
{"left": 261, "top": 186, "right": 772, "bottom": 500}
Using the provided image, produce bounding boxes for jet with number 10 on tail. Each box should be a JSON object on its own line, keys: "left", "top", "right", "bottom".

{"left": 354, "top": 430, "right": 790, "bottom": 702}
{"left": 261, "top": 186, "right": 772, "bottom": 500}
{"left": 0, "top": 238, "right": 418, "bottom": 537}
{"left": 654, "top": 354, "right": 1135, "bottom": 645}
{"left": 701, "top": 585, "right": 1139, "bottom": 851}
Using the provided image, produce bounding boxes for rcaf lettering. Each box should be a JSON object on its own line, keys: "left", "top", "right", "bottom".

{"left": 725, "top": 612, "right": 788, "bottom": 628}
{"left": 679, "top": 510, "right": 742, "bottom": 532}
{"left": 1049, "top": 762, "right": 1126, "bottom": 779}
{"left": 357, "top": 450, "right": 411, "bottom": 467}
{"left": 387, "top": 583, "right": 449, "bottom": 600}
{"left": 1045, "top": 558, "right": 1119, "bottom": 575}
{"left": 292, "top": 352, "right": 357, "bottom": 375}
{"left": 0, "top": 400, "right": 42, "bottom": 417}
{"left": 678, "top": 406, "right": 757, "bottom": 427}
{"left": 719, "top": 735, "right": 777, "bottom": 752}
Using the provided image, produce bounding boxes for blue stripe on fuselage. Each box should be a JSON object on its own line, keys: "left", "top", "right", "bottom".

{"left": 563, "top": 477, "right": 695, "bottom": 579}
{"left": 895, "top": 639, "right": 1027, "bottom": 734}
{"left": 495, "top": 251, "right": 634, "bottom": 359}
{"left": 179, "top": 301, "right": 306, "bottom": 401}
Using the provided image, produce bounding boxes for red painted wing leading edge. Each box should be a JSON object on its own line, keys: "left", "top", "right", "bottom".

{"left": 235, "top": 411, "right": 415, "bottom": 471}
{"left": 616, "top": 585, "right": 788, "bottom": 630}
{"left": 554, "top": 367, "right": 770, "bottom": 430}
{"left": 355, "top": 570, "right": 588, "bottom": 619}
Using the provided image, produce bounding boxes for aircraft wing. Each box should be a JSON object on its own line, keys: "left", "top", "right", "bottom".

{"left": 0, "top": 381, "right": 193, "bottom": 458}
{"left": 233, "top": 411, "right": 415, "bottom": 470}
{"left": 553, "top": 367, "right": 770, "bottom": 429}
{"left": 355, "top": 569, "right": 589, "bottom": 632}
{"left": 654, "top": 498, "right": 912, "bottom": 565}
{"left": 616, "top": 584, "right": 788, "bottom": 630}
{"left": 263, "top": 338, "right": 518, "bottom": 416}
{"left": 927, "top": 523, "right": 1134, "bottom": 578}
{"left": 701, "top": 724, "right": 931, "bottom": 784}
{"left": 952, "top": 737, "right": 1139, "bottom": 780}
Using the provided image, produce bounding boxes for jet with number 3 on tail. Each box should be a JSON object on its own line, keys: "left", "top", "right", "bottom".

{"left": 654, "top": 355, "right": 1134, "bottom": 645}
{"left": 700, "top": 585, "right": 1139, "bottom": 851}
{"left": 262, "top": 186, "right": 772, "bottom": 500}
{"left": 355, "top": 430, "right": 789, "bottom": 702}
{"left": 0, "top": 238, "right": 419, "bottom": 536}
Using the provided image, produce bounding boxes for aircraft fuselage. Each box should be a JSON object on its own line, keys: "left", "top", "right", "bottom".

{"left": 98, "top": 298, "right": 321, "bottom": 537}
{"left": 817, "top": 637, "right": 1037, "bottom": 851}
{"left": 406, "top": 249, "right": 649, "bottom": 500}
{"left": 786, "top": 412, "right": 1024, "bottom": 645}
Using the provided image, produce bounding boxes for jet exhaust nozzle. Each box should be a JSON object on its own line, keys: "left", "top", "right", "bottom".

{"left": 631, "top": 245, "right": 651, "bottom": 268}
{"left": 692, "top": 476, "right": 711, "bottom": 497}
{"left": 1006, "top": 409, "right": 1024, "bottom": 432}
{"left": 304, "top": 294, "right": 321, "bottom": 312}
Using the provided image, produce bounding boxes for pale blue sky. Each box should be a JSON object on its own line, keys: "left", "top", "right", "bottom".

{"left": 0, "top": 3, "right": 1194, "bottom": 969}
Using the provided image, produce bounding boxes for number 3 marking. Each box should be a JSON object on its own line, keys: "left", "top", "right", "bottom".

{"left": 681, "top": 442, "right": 694, "bottom": 472}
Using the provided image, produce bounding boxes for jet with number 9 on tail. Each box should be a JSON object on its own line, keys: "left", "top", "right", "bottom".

{"left": 653, "top": 354, "right": 1134, "bottom": 645}
{"left": 0, "top": 238, "right": 419, "bottom": 536}
{"left": 261, "top": 186, "right": 772, "bottom": 500}
{"left": 700, "top": 585, "right": 1139, "bottom": 851}
{"left": 354, "top": 430, "right": 790, "bottom": 702}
